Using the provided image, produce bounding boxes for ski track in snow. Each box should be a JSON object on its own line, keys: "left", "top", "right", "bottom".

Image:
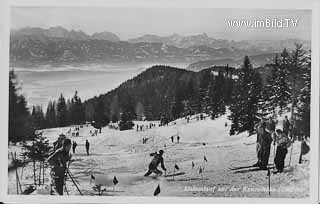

{"left": 8, "top": 113, "right": 310, "bottom": 197}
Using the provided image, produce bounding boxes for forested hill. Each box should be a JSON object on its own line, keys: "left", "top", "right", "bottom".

{"left": 83, "top": 65, "right": 236, "bottom": 123}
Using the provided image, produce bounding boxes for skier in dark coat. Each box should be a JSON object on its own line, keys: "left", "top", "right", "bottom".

{"left": 47, "top": 138, "right": 72, "bottom": 195}
{"left": 259, "top": 122, "right": 273, "bottom": 170}
{"left": 177, "top": 135, "right": 180, "bottom": 143}
{"left": 72, "top": 141, "right": 77, "bottom": 154}
{"left": 171, "top": 135, "right": 174, "bottom": 143}
{"left": 273, "top": 129, "right": 292, "bottom": 173}
{"left": 253, "top": 119, "right": 264, "bottom": 167}
{"left": 283, "top": 116, "right": 291, "bottom": 137}
{"left": 85, "top": 140, "right": 90, "bottom": 156}
{"left": 144, "top": 150, "right": 167, "bottom": 176}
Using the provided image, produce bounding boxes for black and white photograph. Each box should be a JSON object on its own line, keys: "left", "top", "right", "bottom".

{"left": 1, "top": 0, "right": 319, "bottom": 203}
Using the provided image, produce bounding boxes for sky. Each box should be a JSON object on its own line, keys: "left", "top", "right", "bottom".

{"left": 10, "top": 7, "right": 311, "bottom": 41}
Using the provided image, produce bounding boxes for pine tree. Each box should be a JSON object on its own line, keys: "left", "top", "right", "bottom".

{"left": 9, "top": 69, "right": 33, "bottom": 143}
{"left": 92, "top": 98, "right": 109, "bottom": 133}
{"left": 289, "top": 44, "right": 307, "bottom": 133}
{"left": 45, "top": 100, "right": 57, "bottom": 128}
{"left": 22, "top": 132, "right": 51, "bottom": 185}
{"left": 296, "top": 50, "right": 311, "bottom": 137}
{"left": 209, "top": 71, "right": 226, "bottom": 119}
{"left": 228, "top": 56, "right": 263, "bottom": 135}
{"left": 70, "top": 91, "right": 85, "bottom": 125}
{"left": 119, "top": 93, "right": 136, "bottom": 130}
{"left": 31, "top": 105, "right": 46, "bottom": 130}
{"left": 56, "top": 94, "right": 68, "bottom": 127}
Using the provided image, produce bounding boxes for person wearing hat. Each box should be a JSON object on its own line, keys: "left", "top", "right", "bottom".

{"left": 53, "top": 134, "right": 66, "bottom": 152}
{"left": 47, "top": 138, "right": 72, "bottom": 195}
{"left": 144, "top": 150, "right": 167, "bottom": 176}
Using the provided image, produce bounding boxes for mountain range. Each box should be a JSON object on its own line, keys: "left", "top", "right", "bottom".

{"left": 10, "top": 26, "right": 310, "bottom": 69}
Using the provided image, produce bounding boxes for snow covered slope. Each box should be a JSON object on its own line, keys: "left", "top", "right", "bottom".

{"left": 8, "top": 113, "right": 310, "bottom": 197}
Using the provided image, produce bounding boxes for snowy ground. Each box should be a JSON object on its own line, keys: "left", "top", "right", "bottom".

{"left": 8, "top": 113, "right": 310, "bottom": 197}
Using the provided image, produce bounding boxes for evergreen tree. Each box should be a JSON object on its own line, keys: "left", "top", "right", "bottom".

{"left": 9, "top": 70, "right": 33, "bottom": 143}
{"left": 56, "top": 94, "right": 68, "bottom": 127}
{"left": 92, "top": 98, "right": 109, "bottom": 133}
{"left": 22, "top": 132, "right": 51, "bottom": 185}
{"left": 289, "top": 44, "right": 307, "bottom": 131}
{"left": 296, "top": 50, "right": 311, "bottom": 137}
{"left": 70, "top": 91, "right": 85, "bottom": 125}
{"left": 228, "top": 56, "right": 263, "bottom": 135}
{"left": 45, "top": 100, "right": 57, "bottom": 128}
{"left": 209, "top": 71, "right": 226, "bottom": 119}
{"left": 119, "top": 93, "right": 136, "bottom": 130}
{"left": 31, "top": 105, "right": 45, "bottom": 130}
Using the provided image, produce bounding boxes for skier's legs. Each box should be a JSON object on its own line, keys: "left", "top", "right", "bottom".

{"left": 153, "top": 168, "right": 162, "bottom": 176}
{"left": 274, "top": 147, "right": 281, "bottom": 170}
{"left": 144, "top": 170, "right": 152, "bottom": 176}
{"left": 278, "top": 148, "right": 287, "bottom": 172}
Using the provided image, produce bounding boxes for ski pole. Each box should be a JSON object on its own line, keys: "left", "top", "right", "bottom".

{"left": 267, "top": 168, "right": 271, "bottom": 196}
{"left": 66, "top": 169, "right": 83, "bottom": 195}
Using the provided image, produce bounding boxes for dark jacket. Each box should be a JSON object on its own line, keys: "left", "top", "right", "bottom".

{"left": 283, "top": 119, "right": 291, "bottom": 131}
{"left": 149, "top": 152, "right": 166, "bottom": 171}
{"left": 47, "top": 149, "right": 71, "bottom": 176}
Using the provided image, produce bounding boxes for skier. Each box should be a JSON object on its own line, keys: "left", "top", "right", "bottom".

{"left": 171, "top": 135, "right": 174, "bottom": 143}
{"left": 258, "top": 121, "right": 273, "bottom": 170}
{"left": 46, "top": 138, "right": 72, "bottom": 195}
{"left": 177, "top": 135, "right": 180, "bottom": 143}
{"left": 253, "top": 119, "right": 264, "bottom": 167}
{"left": 283, "top": 116, "right": 291, "bottom": 137}
{"left": 85, "top": 140, "right": 90, "bottom": 156}
{"left": 273, "top": 129, "right": 292, "bottom": 173}
{"left": 144, "top": 150, "right": 167, "bottom": 176}
{"left": 72, "top": 141, "right": 77, "bottom": 154}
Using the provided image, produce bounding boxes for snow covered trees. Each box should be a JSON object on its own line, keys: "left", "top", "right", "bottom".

{"left": 295, "top": 48, "right": 311, "bottom": 137}
{"left": 263, "top": 49, "right": 291, "bottom": 115}
{"left": 229, "top": 56, "right": 263, "bottom": 135}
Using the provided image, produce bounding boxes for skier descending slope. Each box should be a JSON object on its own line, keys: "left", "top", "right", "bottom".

{"left": 144, "top": 150, "right": 167, "bottom": 177}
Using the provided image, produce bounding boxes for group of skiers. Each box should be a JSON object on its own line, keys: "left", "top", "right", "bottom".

{"left": 254, "top": 116, "right": 293, "bottom": 173}
{"left": 136, "top": 123, "right": 156, "bottom": 132}
{"left": 170, "top": 134, "right": 180, "bottom": 143}
{"left": 71, "top": 140, "right": 90, "bottom": 155}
